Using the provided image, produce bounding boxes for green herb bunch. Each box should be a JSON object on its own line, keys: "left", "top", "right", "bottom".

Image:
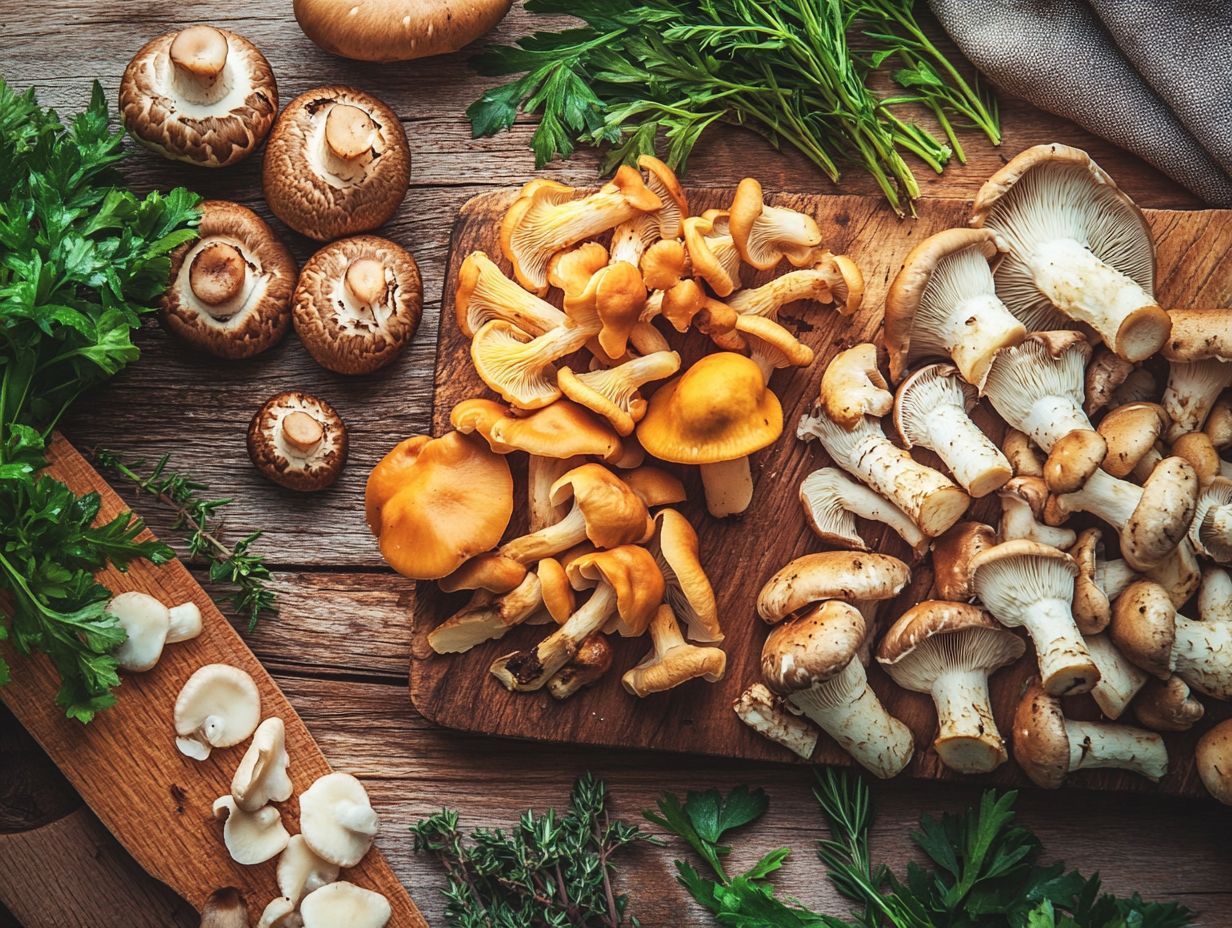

{"left": 467, "top": 0, "right": 999, "bottom": 214}
{"left": 95, "top": 451, "right": 276, "bottom": 632}
{"left": 0, "top": 80, "right": 200, "bottom": 720}
{"left": 412, "top": 773, "right": 659, "bottom": 927}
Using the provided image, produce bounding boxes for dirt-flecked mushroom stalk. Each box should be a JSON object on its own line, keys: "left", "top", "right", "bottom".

{"left": 732, "top": 683, "right": 820, "bottom": 760}
{"left": 427, "top": 573, "right": 544, "bottom": 654}
{"left": 1083, "top": 633, "right": 1148, "bottom": 719}
{"left": 1199, "top": 565, "right": 1232, "bottom": 623}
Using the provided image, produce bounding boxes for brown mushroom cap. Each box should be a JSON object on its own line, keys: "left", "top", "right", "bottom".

{"left": 1098, "top": 402, "right": 1168, "bottom": 478}
{"left": 1068, "top": 528, "right": 1112, "bottom": 634}
{"left": 1196, "top": 719, "right": 1232, "bottom": 805}
{"left": 760, "top": 600, "right": 865, "bottom": 695}
{"left": 1132, "top": 675, "right": 1204, "bottom": 732}
{"left": 1110, "top": 580, "right": 1177, "bottom": 679}
{"left": 1011, "top": 677, "right": 1071, "bottom": 789}
{"left": 756, "top": 551, "right": 910, "bottom": 624}
{"left": 120, "top": 26, "right": 277, "bottom": 167}
{"left": 247, "top": 391, "right": 348, "bottom": 492}
{"left": 263, "top": 86, "right": 410, "bottom": 241}
{"left": 293, "top": 0, "right": 513, "bottom": 62}
{"left": 293, "top": 235, "right": 421, "bottom": 374}
{"left": 162, "top": 200, "right": 296, "bottom": 359}
{"left": 931, "top": 520, "right": 996, "bottom": 602}
{"left": 1123, "top": 456, "right": 1199, "bottom": 570}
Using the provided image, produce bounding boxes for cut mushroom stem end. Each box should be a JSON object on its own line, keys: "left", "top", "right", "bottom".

{"left": 699, "top": 457, "right": 753, "bottom": 518}
{"left": 931, "top": 669, "right": 1006, "bottom": 774}
{"left": 490, "top": 583, "right": 616, "bottom": 691}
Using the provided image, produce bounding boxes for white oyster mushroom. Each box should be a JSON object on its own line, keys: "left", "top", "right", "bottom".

{"left": 174, "top": 664, "right": 261, "bottom": 760}
{"left": 258, "top": 897, "right": 303, "bottom": 928}
{"left": 109, "top": 592, "right": 171, "bottom": 672}
{"left": 299, "top": 881, "right": 391, "bottom": 928}
{"left": 232, "top": 717, "right": 293, "bottom": 812}
{"left": 278, "top": 835, "right": 340, "bottom": 906}
{"left": 299, "top": 772, "right": 380, "bottom": 867}
{"left": 213, "top": 794, "right": 290, "bottom": 865}
{"left": 167, "top": 601, "right": 203, "bottom": 643}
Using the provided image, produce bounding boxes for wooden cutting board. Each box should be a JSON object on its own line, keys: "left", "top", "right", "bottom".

{"left": 410, "top": 189, "right": 1232, "bottom": 797}
{"left": 0, "top": 436, "right": 427, "bottom": 924}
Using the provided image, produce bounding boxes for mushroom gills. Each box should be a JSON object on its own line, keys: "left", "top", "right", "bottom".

{"left": 799, "top": 467, "right": 928, "bottom": 556}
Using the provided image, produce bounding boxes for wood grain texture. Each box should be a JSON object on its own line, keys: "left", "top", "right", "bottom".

{"left": 0, "top": 437, "right": 426, "bottom": 925}
{"left": 411, "top": 189, "right": 1232, "bottom": 797}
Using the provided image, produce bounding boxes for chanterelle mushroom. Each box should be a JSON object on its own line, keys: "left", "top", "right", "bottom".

{"left": 622, "top": 605, "right": 726, "bottom": 696}
{"left": 728, "top": 177, "right": 822, "bottom": 269}
{"left": 455, "top": 251, "right": 567, "bottom": 338}
{"left": 174, "top": 664, "right": 261, "bottom": 760}
{"left": 969, "top": 540, "right": 1098, "bottom": 696}
{"left": 971, "top": 143, "right": 1169, "bottom": 362}
{"left": 120, "top": 25, "right": 277, "bottom": 167}
{"left": 727, "top": 254, "right": 864, "bottom": 320}
{"left": 547, "top": 634, "right": 613, "bottom": 700}
{"left": 894, "top": 362, "right": 1012, "bottom": 497}
{"left": 761, "top": 601, "right": 914, "bottom": 778}
{"left": 558, "top": 350, "right": 681, "bottom": 436}
{"left": 162, "top": 200, "right": 296, "bottom": 359}
{"left": 427, "top": 574, "right": 544, "bottom": 654}
{"left": 278, "top": 834, "right": 339, "bottom": 906}
{"left": 263, "top": 86, "right": 410, "bottom": 241}
{"left": 292, "top": 236, "right": 421, "bottom": 375}
{"left": 213, "top": 795, "right": 290, "bottom": 865}
{"left": 470, "top": 320, "right": 593, "bottom": 409}
{"left": 299, "top": 881, "right": 390, "bottom": 928}
{"left": 452, "top": 398, "right": 622, "bottom": 462}
{"left": 1160, "top": 309, "right": 1232, "bottom": 440}
{"left": 798, "top": 467, "right": 928, "bottom": 557}
{"left": 649, "top": 509, "right": 721, "bottom": 642}
{"left": 232, "top": 717, "right": 292, "bottom": 812}
{"left": 300, "top": 772, "right": 380, "bottom": 868}
{"left": 1012, "top": 677, "right": 1167, "bottom": 789}
{"left": 877, "top": 601, "right": 1023, "bottom": 774}
{"left": 682, "top": 211, "right": 742, "bottom": 297}
{"left": 1196, "top": 719, "right": 1232, "bottom": 805}
{"left": 248, "top": 391, "right": 348, "bottom": 492}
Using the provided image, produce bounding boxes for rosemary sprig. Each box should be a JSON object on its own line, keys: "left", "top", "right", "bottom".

{"left": 94, "top": 450, "right": 276, "bottom": 631}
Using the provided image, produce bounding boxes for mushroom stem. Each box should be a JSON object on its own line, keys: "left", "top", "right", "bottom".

{"left": 699, "top": 458, "right": 753, "bottom": 518}
{"left": 282, "top": 411, "right": 324, "bottom": 454}
{"left": 169, "top": 25, "right": 230, "bottom": 101}
{"left": 1061, "top": 718, "right": 1168, "bottom": 779}
{"left": 1097, "top": 557, "right": 1138, "bottom": 600}
{"left": 833, "top": 475, "right": 929, "bottom": 556}
{"left": 786, "top": 660, "right": 913, "bottom": 779}
{"left": 1162, "top": 360, "right": 1232, "bottom": 441}
{"left": 490, "top": 584, "right": 617, "bottom": 691}
{"left": 527, "top": 455, "right": 580, "bottom": 533}
{"left": 931, "top": 668, "right": 1005, "bottom": 773}
{"left": 1173, "top": 615, "right": 1232, "bottom": 699}
{"left": 336, "top": 801, "right": 380, "bottom": 837}
{"left": 1085, "top": 633, "right": 1148, "bottom": 719}
{"left": 1025, "top": 238, "right": 1167, "bottom": 361}
{"left": 938, "top": 294, "right": 1025, "bottom": 388}
{"left": 189, "top": 242, "right": 248, "bottom": 313}
{"left": 324, "top": 103, "right": 376, "bottom": 161}
{"left": 732, "top": 683, "right": 819, "bottom": 760}
{"left": 499, "top": 505, "right": 587, "bottom": 564}
{"left": 1015, "top": 395, "right": 1093, "bottom": 453}
{"left": 344, "top": 257, "right": 387, "bottom": 306}
{"left": 1199, "top": 566, "right": 1232, "bottom": 623}
{"left": 1019, "top": 597, "right": 1098, "bottom": 696}
{"left": 427, "top": 574, "right": 544, "bottom": 654}
{"left": 917, "top": 400, "right": 1010, "bottom": 497}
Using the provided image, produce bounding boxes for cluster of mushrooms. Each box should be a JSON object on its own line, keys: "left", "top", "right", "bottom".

{"left": 739, "top": 143, "right": 1232, "bottom": 802}
{"left": 122, "top": 24, "right": 422, "bottom": 491}
{"left": 367, "top": 157, "right": 862, "bottom": 699}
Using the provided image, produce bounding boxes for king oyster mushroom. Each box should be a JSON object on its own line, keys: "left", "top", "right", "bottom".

{"left": 248, "top": 391, "right": 348, "bottom": 492}
{"left": 971, "top": 143, "right": 1170, "bottom": 362}
{"left": 263, "top": 86, "right": 411, "bottom": 241}
{"left": 120, "top": 25, "right": 277, "bottom": 167}
{"left": 293, "top": 236, "right": 421, "bottom": 375}
{"left": 162, "top": 201, "right": 297, "bottom": 359}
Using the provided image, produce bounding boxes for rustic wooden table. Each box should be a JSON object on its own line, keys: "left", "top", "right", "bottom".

{"left": 2, "top": 3, "right": 1230, "bottom": 926}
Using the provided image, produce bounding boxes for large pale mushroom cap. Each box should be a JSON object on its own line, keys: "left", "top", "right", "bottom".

{"left": 757, "top": 551, "right": 910, "bottom": 624}
{"left": 299, "top": 881, "right": 391, "bottom": 928}
{"left": 247, "top": 391, "right": 348, "bottom": 492}
{"left": 760, "top": 600, "right": 865, "bottom": 695}
{"left": 161, "top": 201, "right": 296, "bottom": 359}
{"left": 293, "top": 236, "right": 421, "bottom": 375}
{"left": 565, "top": 545, "right": 664, "bottom": 638}
{"left": 277, "top": 834, "right": 340, "bottom": 906}
{"left": 299, "top": 773, "right": 380, "bottom": 868}
{"left": 120, "top": 25, "right": 277, "bottom": 167}
{"left": 213, "top": 796, "right": 290, "bottom": 865}
{"left": 109, "top": 591, "right": 171, "bottom": 672}
{"left": 263, "top": 86, "right": 410, "bottom": 241}
{"left": 174, "top": 663, "right": 261, "bottom": 760}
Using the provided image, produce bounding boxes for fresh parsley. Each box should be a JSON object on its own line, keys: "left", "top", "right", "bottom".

{"left": 0, "top": 80, "right": 200, "bottom": 720}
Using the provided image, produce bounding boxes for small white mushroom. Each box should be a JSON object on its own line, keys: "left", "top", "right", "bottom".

{"left": 299, "top": 773, "right": 379, "bottom": 868}
{"left": 732, "top": 682, "right": 819, "bottom": 760}
{"left": 257, "top": 896, "right": 303, "bottom": 928}
{"left": 212, "top": 795, "right": 290, "bottom": 865}
{"left": 998, "top": 476, "right": 1076, "bottom": 549}
{"left": 299, "top": 882, "right": 391, "bottom": 928}
{"left": 174, "top": 664, "right": 261, "bottom": 760}
{"left": 232, "top": 717, "right": 293, "bottom": 812}
{"left": 278, "top": 835, "right": 340, "bottom": 906}
{"left": 109, "top": 592, "right": 171, "bottom": 672}
{"left": 167, "top": 601, "right": 204, "bottom": 643}
{"left": 798, "top": 467, "right": 928, "bottom": 557}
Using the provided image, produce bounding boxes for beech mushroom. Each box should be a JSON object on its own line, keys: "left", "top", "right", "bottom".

{"left": 501, "top": 169, "right": 661, "bottom": 294}
{"left": 728, "top": 255, "right": 864, "bottom": 319}
{"left": 213, "top": 795, "right": 290, "bottom": 865}
{"left": 638, "top": 352, "right": 783, "bottom": 518}
{"left": 796, "top": 402, "right": 969, "bottom": 538}
{"left": 299, "top": 773, "right": 379, "bottom": 868}
{"left": 798, "top": 467, "right": 928, "bottom": 557}
{"left": 293, "top": 0, "right": 511, "bottom": 62}
{"left": 969, "top": 540, "right": 1098, "bottom": 695}
{"left": 622, "top": 605, "right": 726, "bottom": 696}
{"left": 162, "top": 201, "right": 296, "bottom": 359}
{"left": 547, "top": 634, "right": 613, "bottom": 700}
{"left": 1097, "top": 402, "right": 1168, "bottom": 480}
{"left": 491, "top": 545, "right": 664, "bottom": 690}
{"left": 728, "top": 177, "right": 822, "bottom": 269}
{"left": 120, "top": 26, "right": 277, "bottom": 167}
{"left": 263, "top": 86, "right": 410, "bottom": 241}
{"left": 971, "top": 143, "right": 1169, "bottom": 362}
{"left": 1196, "top": 719, "right": 1232, "bottom": 805}
{"left": 231, "top": 717, "right": 292, "bottom": 812}
{"left": 456, "top": 251, "right": 567, "bottom": 337}
{"left": 299, "top": 882, "right": 390, "bottom": 928}
{"left": 174, "top": 664, "right": 261, "bottom": 760}
{"left": 427, "top": 573, "right": 544, "bottom": 654}
{"left": 998, "top": 476, "right": 1077, "bottom": 550}
{"left": 1160, "top": 309, "right": 1232, "bottom": 440}
{"left": 682, "top": 210, "right": 742, "bottom": 296}
{"left": 278, "top": 835, "right": 339, "bottom": 906}
{"left": 884, "top": 227, "right": 1024, "bottom": 388}
{"left": 470, "top": 320, "right": 593, "bottom": 409}
{"left": 1084, "top": 633, "right": 1148, "bottom": 719}
{"left": 1199, "top": 565, "right": 1232, "bottom": 623}
{"left": 1012, "top": 677, "right": 1167, "bottom": 788}
{"left": 1189, "top": 477, "right": 1232, "bottom": 563}
{"left": 1133, "top": 675, "right": 1204, "bottom": 732}
{"left": 894, "top": 362, "right": 1012, "bottom": 497}
{"left": 109, "top": 592, "right": 173, "bottom": 672}
{"left": 931, "top": 521, "right": 996, "bottom": 601}
{"left": 819, "top": 343, "right": 892, "bottom": 430}
{"left": 365, "top": 432, "right": 513, "bottom": 579}
{"left": 248, "top": 391, "right": 348, "bottom": 492}
{"left": 1111, "top": 579, "right": 1232, "bottom": 700}
{"left": 761, "top": 601, "right": 914, "bottom": 778}
{"left": 877, "top": 601, "right": 1023, "bottom": 774}
{"left": 982, "top": 332, "right": 1106, "bottom": 493}
{"left": 499, "top": 464, "right": 650, "bottom": 564}
{"left": 451, "top": 398, "right": 622, "bottom": 462}
{"left": 558, "top": 350, "right": 682, "bottom": 436}
{"left": 650, "top": 509, "right": 721, "bottom": 642}
{"left": 732, "top": 682, "right": 820, "bottom": 760}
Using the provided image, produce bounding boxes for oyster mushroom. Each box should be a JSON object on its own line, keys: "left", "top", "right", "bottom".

{"left": 174, "top": 664, "right": 261, "bottom": 760}
{"left": 971, "top": 143, "right": 1169, "bottom": 361}
{"left": 109, "top": 592, "right": 173, "bottom": 672}
{"left": 622, "top": 605, "right": 726, "bottom": 696}
{"left": 300, "top": 882, "right": 390, "bottom": 928}
{"left": 213, "top": 795, "right": 290, "bottom": 865}
{"left": 798, "top": 467, "right": 928, "bottom": 557}
{"left": 292, "top": 236, "right": 421, "bottom": 375}
{"left": 558, "top": 350, "right": 681, "bottom": 436}
{"left": 161, "top": 200, "right": 296, "bottom": 359}
{"left": 277, "top": 834, "right": 339, "bottom": 906}
{"left": 649, "top": 509, "right": 721, "bottom": 642}
{"left": 231, "top": 717, "right": 293, "bottom": 812}
{"left": 728, "top": 177, "right": 822, "bottom": 269}
{"left": 732, "top": 682, "right": 820, "bottom": 760}
{"left": 248, "top": 391, "right": 348, "bottom": 492}
{"left": 120, "top": 25, "right": 277, "bottom": 167}
{"left": 263, "top": 86, "right": 410, "bottom": 241}
{"left": 1160, "top": 308, "right": 1232, "bottom": 440}
{"left": 256, "top": 897, "right": 300, "bottom": 928}
{"left": 299, "top": 772, "right": 380, "bottom": 868}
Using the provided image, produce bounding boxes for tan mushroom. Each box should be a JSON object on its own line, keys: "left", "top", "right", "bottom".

{"left": 174, "top": 664, "right": 261, "bottom": 761}
{"left": 1132, "top": 675, "right": 1204, "bottom": 732}
{"left": 1207, "top": 392, "right": 1232, "bottom": 450}
{"left": 558, "top": 350, "right": 681, "bottom": 436}
{"left": 120, "top": 26, "right": 277, "bottom": 167}
{"left": 1196, "top": 719, "right": 1232, "bottom": 805}
{"left": 732, "top": 682, "right": 820, "bottom": 760}
{"left": 1160, "top": 309, "right": 1232, "bottom": 440}
{"left": 293, "top": 0, "right": 512, "bottom": 62}
{"left": 818, "top": 343, "right": 892, "bottom": 430}
{"left": 1084, "top": 632, "right": 1148, "bottom": 720}
{"left": 456, "top": 251, "right": 567, "bottom": 338}
{"left": 1002, "top": 429, "right": 1044, "bottom": 477}
{"left": 263, "top": 86, "right": 410, "bottom": 241}
{"left": 682, "top": 211, "right": 742, "bottom": 297}
{"left": 998, "top": 476, "right": 1076, "bottom": 550}
{"left": 201, "top": 888, "right": 249, "bottom": 928}
{"left": 546, "top": 634, "right": 613, "bottom": 700}
{"left": 161, "top": 201, "right": 296, "bottom": 359}
{"left": 1097, "top": 402, "right": 1168, "bottom": 480}
{"left": 728, "top": 177, "right": 822, "bottom": 269}
{"left": 622, "top": 605, "right": 726, "bottom": 696}
{"left": 248, "top": 391, "right": 348, "bottom": 492}
{"left": 930, "top": 520, "right": 996, "bottom": 601}
{"left": 1084, "top": 347, "right": 1136, "bottom": 415}
{"left": 649, "top": 509, "right": 721, "bottom": 642}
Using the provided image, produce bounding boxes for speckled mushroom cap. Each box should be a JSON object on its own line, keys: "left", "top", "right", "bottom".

{"left": 120, "top": 25, "right": 277, "bottom": 167}
{"left": 263, "top": 85, "right": 410, "bottom": 241}
{"left": 161, "top": 200, "right": 296, "bottom": 359}
{"left": 293, "top": 235, "right": 421, "bottom": 374}
{"left": 247, "top": 391, "right": 348, "bottom": 492}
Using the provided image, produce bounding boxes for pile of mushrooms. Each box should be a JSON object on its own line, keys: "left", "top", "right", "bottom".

{"left": 740, "top": 144, "right": 1232, "bottom": 800}
{"left": 368, "top": 158, "right": 865, "bottom": 701}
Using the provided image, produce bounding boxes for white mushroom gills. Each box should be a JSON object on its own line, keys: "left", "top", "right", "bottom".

{"left": 1085, "top": 633, "right": 1148, "bottom": 719}
{"left": 212, "top": 795, "right": 290, "bottom": 866}
{"left": 232, "top": 717, "right": 293, "bottom": 812}
{"left": 799, "top": 467, "right": 927, "bottom": 555}
{"left": 1059, "top": 718, "right": 1168, "bottom": 780}
{"left": 982, "top": 338, "right": 1094, "bottom": 452}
